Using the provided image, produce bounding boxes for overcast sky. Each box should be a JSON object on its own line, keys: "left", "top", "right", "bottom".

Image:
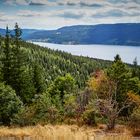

{"left": 0, "top": 0, "right": 140, "bottom": 29}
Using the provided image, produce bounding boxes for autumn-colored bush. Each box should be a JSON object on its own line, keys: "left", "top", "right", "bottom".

{"left": 129, "top": 107, "right": 140, "bottom": 136}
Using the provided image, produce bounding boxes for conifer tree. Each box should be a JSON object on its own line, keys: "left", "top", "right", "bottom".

{"left": 132, "top": 57, "right": 139, "bottom": 78}
{"left": 9, "top": 23, "right": 23, "bottom": 95}
{"left": 2, "top": 26, "right": 12, "bottom": 84}
{"left": 32, "top": 63, "right": 46, "bottom": 94}
{"left": 107, "top": 54, "right": 140, "bottom": 115}
{"left": 107, "top": 55, "right": 130, "bottom": 102}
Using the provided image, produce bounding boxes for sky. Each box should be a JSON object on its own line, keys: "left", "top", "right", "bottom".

{"left": 0, "top": 0, "right": 140, "bottom": 29}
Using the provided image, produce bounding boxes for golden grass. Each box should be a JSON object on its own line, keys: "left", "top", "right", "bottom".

{"left": 130, "top": 128, "right": 140, "bottom": 137}
{"left": 0, "top": 125, "right": 132, "bottom": 140}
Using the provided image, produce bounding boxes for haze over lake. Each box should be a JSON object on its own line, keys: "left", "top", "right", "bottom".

{"left": 33, "top": 42, "right": 140, "bottom": 64}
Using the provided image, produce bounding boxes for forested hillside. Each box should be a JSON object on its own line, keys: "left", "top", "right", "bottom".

{"left": 0, "top": 24, "right": 140, "bottom": 133}
{"left": 1, "top": 23, "right": 140, "bottom": 46}
{"left": 0, "top": 31, "right": 112, "bottom": 92}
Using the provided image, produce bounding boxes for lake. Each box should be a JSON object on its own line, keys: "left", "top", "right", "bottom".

{"left": 33, "top": 42, "right": 140, "bottom": 64}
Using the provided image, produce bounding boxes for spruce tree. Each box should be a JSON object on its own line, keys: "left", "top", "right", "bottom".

{"left": 9, "top": 23, "right": 23, "bottom": 95}
{"left": 33, "top": 63, "right": 46, "bottom": 94}
{"left": 2, "top": 26, "right": 12, "bottom": 84}
{"left": 107, "top": 54, "right": 140, "bottom": 115}
{"left": 132, "top": 57, "right": 139, "bottom": 78}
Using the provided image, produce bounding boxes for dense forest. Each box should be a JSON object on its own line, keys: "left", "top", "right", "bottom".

{"left": 0, "top": 24, "right": 140, "bottom": 133}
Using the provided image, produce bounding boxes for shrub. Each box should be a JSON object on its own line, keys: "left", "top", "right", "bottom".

{"left": 64, "top": 95, "right": 77, "bottom": 118}
{"left": 0, "top": 83, "right": 23, "bottom": 125}
{"left": 129, "top": 107, "right": 140, "bottom": 136}
{"left": 11, "top": 105, "right": 36, "bottom": 126}
{"left": 82, "top": 109, "right": 96, "bottom": 126}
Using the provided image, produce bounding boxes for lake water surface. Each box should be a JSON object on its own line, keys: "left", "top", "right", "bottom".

{"left": 33, "top": 42, "right": 140, "bottom": 64}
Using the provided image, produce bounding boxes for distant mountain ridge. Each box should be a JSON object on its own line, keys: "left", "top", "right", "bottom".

{"left": 0, "top": 23, "right": 140, "bottom": 46}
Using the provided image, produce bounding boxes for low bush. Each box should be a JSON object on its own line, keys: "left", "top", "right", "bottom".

{"left": 129, "top": 107, "right": 140, "bottom": 136}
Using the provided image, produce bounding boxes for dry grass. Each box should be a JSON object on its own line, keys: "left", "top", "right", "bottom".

{"left": 0, "top": 126, "right": 32, "bottom": 137}
{"left": 130, "top": 128, "right": 140, "bottom": 137}
{"left": 0, "top": 125, "right": 132, "bottom": 140}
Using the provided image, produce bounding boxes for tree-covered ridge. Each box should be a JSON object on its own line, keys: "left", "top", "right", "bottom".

{"left": 17, "top": 39, "right": 112, "bottom": 88}
{"left": 1, "top": 23, "right": 140, "bottom": 46}
{"left": 0, "top": 24, "right": 111, "bottom": 103}
{"left": 0, "top": 23, "right": 139, "bottom": 46}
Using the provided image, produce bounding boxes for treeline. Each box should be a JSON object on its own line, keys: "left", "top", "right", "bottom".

{"left": 0, "top": 24, "right": 140, "bottom": 132}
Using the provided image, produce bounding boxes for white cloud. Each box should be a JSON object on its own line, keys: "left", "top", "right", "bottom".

{"left": 4, "top": 0, "right": 56, "bottom": 6}
{"left": 0, "top": 0, "right": 140, "bottom": 29}
{"left": 18, "top": 10, "right": 42, "bottom": 17}
{"left": 5, "top": 0, "right": 29, "bottom": 5}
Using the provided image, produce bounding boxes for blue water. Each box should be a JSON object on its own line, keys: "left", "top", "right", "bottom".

{"left": 33, "top": 42, "right": 140, "bottom": 64}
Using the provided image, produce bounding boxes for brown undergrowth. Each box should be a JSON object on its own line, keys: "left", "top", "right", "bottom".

{"left": 0, "top": 125, "right": 132, "bottom": 140}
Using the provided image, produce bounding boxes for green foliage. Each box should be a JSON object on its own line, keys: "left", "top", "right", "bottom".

{"left": 88, "top": 68, "right": 140, "bottom": 130}
{"left": 82, "top": 109, "right": 96, "bottom": 126}
{"left": 32, "top": 63, "right": 46, "bottom": 94}
{"left": 12, "top": 92, "right": 55, "bottom": 125}
{"left": 82, "top": 100, "right": 97, "bottom": 126}
{"left": 2, "top": 26, "right": 12, "bottom": 85}
{"left": 132, "top": 58, "right": 139, "bottom": 77}
{"left": 64, "top": 95, "right": 77, "bottom": 118}
{"left": 31, "top": 92, "right": 61, "bottom": 124}
{"left": 21, "top": 41, "right": 111, "bottom": 88}
{"left": 48, "top": 74, "right": 77, "bottom": 105}
{"left": 107, "top": 54, "right": 140, "bottom": 114}
{"left": 0, "top": 83, "right": 23, "bottom": 125}
{"left": 9, "top": 24, "right": 27, "bottom": 100}
{"left": 129, "top": 107, "right": 140, "bottom": 136}
{"left": 129, "top": 107, "right": 140, "bottom": 128}
{"left": 18, "top": 67, "right": 36, "bottom": 103}
{"left": 11, "top": 106, "right": 32, "bottom": 126}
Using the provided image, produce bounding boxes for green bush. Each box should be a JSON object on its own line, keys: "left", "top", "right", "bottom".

{"left": 82, "top": 109, "right": 96, "bottom": 126}
{"left": 32, "top": 92, "right": 61, "bottom": 124}
{"left": 64, "top": 95, "right": 77, "bottom": 118}
{"left": 11, "top": 105, "right": 36, "bottom": 126}
{"left": 0, "top": 83, "right": 23, "bottom": 125}
{"left": 129, "top": 107, "right": 140, "bottom": 128}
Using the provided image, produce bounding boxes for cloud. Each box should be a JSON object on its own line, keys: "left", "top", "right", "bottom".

{"left": 0, "top": 0, "right": 140, "bottom": 29}
{"left": 5, "top": 0, "right": 29, "bottom": 5}
{"left": 29, "top": 0, "right": 55, "bottom": 6}
{"left": 0, "top": 13, "right": 7, "bottom": 22}
{"left": 80, "top": 2, "right": 103, "bottom": 8}
{"left": 58, "top": 12, "right": 84, "bottom": 19}
{"left": 57, "top": 0, "right": 107, "bottom": 8}
{"left": 0, "top": 12, "right": 15, "bottom": 22}
{"left": 4, "top": 0, "right": 56, "bottom": 6}
{"left": 29, "top": 2, "right": 45, "bottom": 6}
{"left": 92, "top": 9, "right": 129, "bottom": 18}
{"left": 58, "top": 1, "right": 76, "bottom": 6}
{"left": 17, "top": 9, "right": 85, "bottom": 19}
{"left": 18, "top": 10, "right": 42, "bottom": 17}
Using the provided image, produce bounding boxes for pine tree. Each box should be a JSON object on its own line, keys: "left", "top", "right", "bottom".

{"left": 107, "top": 54, "right": 140, "bottom": 115}
{"left": 107, "top": 55, "right": 130, "bottom": 103}
{"left": 9, "top": 23, "right": 23, "bottom": 95}
{"left": 33, "top": 63, "right": 46, "bottom": 94}
{"left": 132, "top": 57, "right": 139, "bottom": 78}
{"left": 2, "top": 26, "right": 12, "bottom": 84}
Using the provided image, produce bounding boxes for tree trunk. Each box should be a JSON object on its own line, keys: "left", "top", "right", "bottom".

{"left": 107, "top": 118, "right": 116, "bottom": 130}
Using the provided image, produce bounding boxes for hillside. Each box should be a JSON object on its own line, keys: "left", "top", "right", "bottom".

{"left": 1, "top": 23, "right": 140, "bottom": 46}
{"left": 0, "top": 36, "right": 111, "bottom": 89}
{"left": 20, "top": 41, "right": 112, "bottom": 87}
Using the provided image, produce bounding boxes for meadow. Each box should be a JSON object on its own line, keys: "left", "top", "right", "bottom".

{"left": 0, "top": 125, "right": 132, "bottom": 140}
